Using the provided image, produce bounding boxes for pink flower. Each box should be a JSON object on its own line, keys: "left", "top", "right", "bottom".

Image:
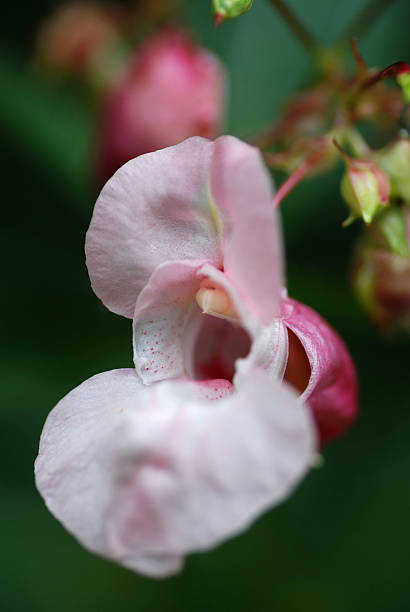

{"left": 96, "top": 28, "right": 226, "bottom": 185}
{"left": 36, "top": 136, "right": 356, "bottom": 577}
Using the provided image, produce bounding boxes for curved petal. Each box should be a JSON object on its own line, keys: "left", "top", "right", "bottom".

{"left": 86, "top": 137, "right": 220, "bottom": 318}
{"left": 210, "top": 136, "right": 284, "bottom": 324}
{"left": 235, "top": 319, "right": 289, "bottom": 388}
{"left": 282, "top": 298, "right": 358, "bottom": 444}
{"left": 200, "top": 264, "right": 289, "bottom": 386}
{"left": 105, "top": 371, "right": 315, "bottom": 559}
{"left": 35, "top": 368, "right": 315, "bottom": 578}
{"left": 133, "top": 260, "right": 204, "bottom": 384}
{"left": 35, "top": 369, "right": 183, "bottom": 578}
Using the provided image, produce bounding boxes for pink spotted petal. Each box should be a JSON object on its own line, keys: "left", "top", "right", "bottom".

{"left": 282, "top": 298, "right": 358, "bottom": 444}
{"left": 35, "top": 369, "right": 315, "bottom": 577}
{"left": 86, "top": 137, "right": 219, "bottom": 318}
{"left": 133, "top": 261, "right": 288, "bottom": 387}
{"left": 210, "top": 136, "right": 284, "bottom": 324}
{"left": 133, "top": 260, "right": 204, "bottom": 384}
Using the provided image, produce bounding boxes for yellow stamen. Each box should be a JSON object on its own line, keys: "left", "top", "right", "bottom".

{"left": 195, "top": 286, "right": 238, "bottom": 320}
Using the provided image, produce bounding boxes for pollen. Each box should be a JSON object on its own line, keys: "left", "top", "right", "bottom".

{"left": 195, "top": 284, "right": 238, "bottom": 320}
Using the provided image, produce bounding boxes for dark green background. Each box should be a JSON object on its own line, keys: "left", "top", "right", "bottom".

{"left": 2, "top": 1, "right": 410, "bottom": 610}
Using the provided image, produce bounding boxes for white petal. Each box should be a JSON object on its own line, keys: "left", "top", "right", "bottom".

{"left": 35, "top": 369, "right": 185, "bottom": 577}
{"left": 35, "top": 369, "right": 315, "bottom": 577}
{"left": 105, "top": 371, "right": 316, "bottom": 556}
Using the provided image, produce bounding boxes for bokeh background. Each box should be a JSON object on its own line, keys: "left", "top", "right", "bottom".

{"left": 2, "top": 1, "right": 410, "bottom": 610}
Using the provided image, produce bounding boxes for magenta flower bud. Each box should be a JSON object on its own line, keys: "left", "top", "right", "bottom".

{"left": 96, "top": 28, "right": 226, "bottom": 185}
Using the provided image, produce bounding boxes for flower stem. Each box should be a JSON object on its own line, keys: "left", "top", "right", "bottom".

{"left": 338, "top": 0, "right": 392, "bottom": 43}
{"left": 270, "top": 149, "right": 327, "bottom": 208}
{"left": 268, "top": 0, "right": 320, "bottom": 57}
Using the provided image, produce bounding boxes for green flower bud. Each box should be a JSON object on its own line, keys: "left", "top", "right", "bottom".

{"left": 375, "top": 139, "right": 410, "bottom": 203}
{"left": 212, "top": 0, "right": 253, "bottom": 23}
{"left": 352, "top": 242, "right": 410, "bottom": 331}
{"left": 367, "top": 206, "right": 410, "bottom": 257}
{"left": 341, "top": 160, "right": 390, "bottom": 225}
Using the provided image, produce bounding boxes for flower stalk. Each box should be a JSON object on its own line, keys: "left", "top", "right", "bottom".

{"left": 267, "top": 0, "right": 320, "bottom": 58}
{"left": 338, "top": 0, "right": 393, "bottom": 44}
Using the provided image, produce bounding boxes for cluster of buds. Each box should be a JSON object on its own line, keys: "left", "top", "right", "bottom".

{"left": 255, "top": 36, "right": 410, "bottom": 331}
{"left": 352, "top": 142, "right": 410, "bottom": 331}
{"left": 258, "top": 44, "right": 408, "bottom": 207}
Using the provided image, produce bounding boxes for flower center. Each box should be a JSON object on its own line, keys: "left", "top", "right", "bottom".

{"left": 192, "top": 280, "right": 249, "bottom": 383}
{"left": 195, "top": 281, "right": 238, "bottom": 321}
{"left": 191, "top": 315, "right": 251, "bottom": 383}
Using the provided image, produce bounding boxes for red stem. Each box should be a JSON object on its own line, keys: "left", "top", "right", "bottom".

{"left": 272, "top": 149, "right": 327, "bottom": 208}
{"left": 361, "top": 62, "right": 410, "bottom": 91}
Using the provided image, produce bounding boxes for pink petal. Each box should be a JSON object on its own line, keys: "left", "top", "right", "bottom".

{"left": 86, "top": 137, "right": 220, "bottom": 318}
{"left": 210, "top": 136, "right": 284, "bottom": 324}
{"left": 35, "top": 369, "right": 315, "bottom": 577}
{"left": 35, "top": 368, "right": 183, "bottom": 577}
{"left": 107, "top": 371, "right": 315, "bottom": 559}
{"left": 133, "top": 260, "right": 204, "bottom": 384}
{"left": 282, "top": 298, "right": 358, "bottom": 444}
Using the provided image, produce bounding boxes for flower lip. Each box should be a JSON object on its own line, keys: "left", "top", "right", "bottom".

{"left": 189, "top": 314, "right": 251, "bottom": 383}
{"left": 35, "top": 368, "right": 316, "bottom": 577}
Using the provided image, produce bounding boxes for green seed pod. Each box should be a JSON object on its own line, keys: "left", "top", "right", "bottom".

{"left": 212, "top": 0, "right": 253, "bottom": 23}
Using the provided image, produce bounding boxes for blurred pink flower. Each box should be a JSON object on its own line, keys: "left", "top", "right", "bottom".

{"left": 36, "top": 136, "right": 356, "bottom": 577}
{"left": 35, "top": 2, "right": 121, "bottom": 75}
{"left": 96, "top": 28, "right": 226, "bottom": 185}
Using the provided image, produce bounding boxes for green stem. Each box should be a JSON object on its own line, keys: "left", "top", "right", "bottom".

{"left": 338, "top": 0, "right": 392, "bottom": 43}
{"left": 268, "top": 0, "right": 320, "bottom": 57}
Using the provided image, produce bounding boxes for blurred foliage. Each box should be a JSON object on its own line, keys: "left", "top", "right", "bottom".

{"left": 1, "top": 1, "right": 410, "bottom": 611}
